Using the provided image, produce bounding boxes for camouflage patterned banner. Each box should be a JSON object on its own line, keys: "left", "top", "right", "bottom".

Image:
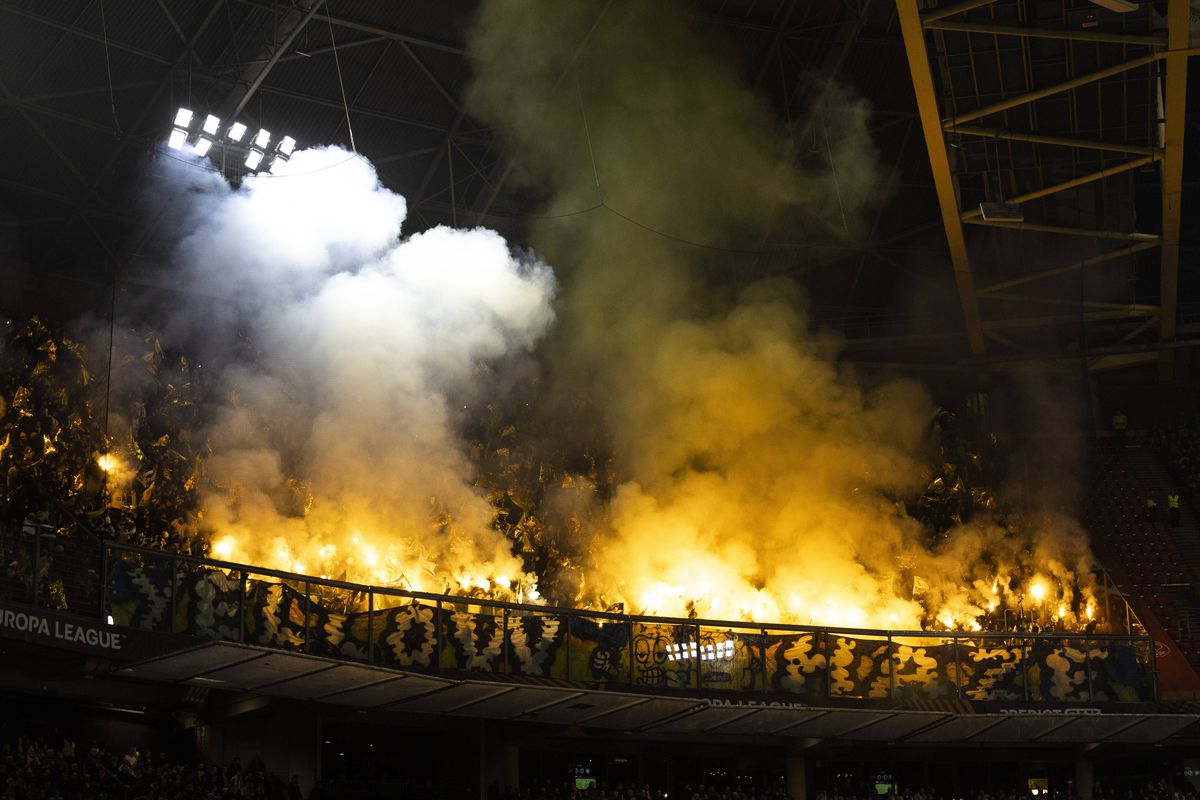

{"left": 107, "top": 559, "right": 1151, "bottom": 704}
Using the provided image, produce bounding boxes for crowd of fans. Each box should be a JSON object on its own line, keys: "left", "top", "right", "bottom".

{"left": 0, "top": 736, "right": 285, "bottom": 800}
{"left": 481, "top": 781, "right": 1200, "bottom": 800}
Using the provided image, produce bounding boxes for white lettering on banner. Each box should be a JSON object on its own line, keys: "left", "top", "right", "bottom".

{"left": 999, "top": 708, "right": 1102, "bottom": 715}
{"left": 0, "top": 607, "right": 123, "bottom": 651}
{"left": 707, "top": 698, "right": 809, "bottom": 710}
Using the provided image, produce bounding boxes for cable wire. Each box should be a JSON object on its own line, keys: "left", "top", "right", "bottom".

{"left": 325, "top": 6, "right": 357, "bottom": 154}
{"left": 98, "top": 0, "right": 121, "bottom": 133}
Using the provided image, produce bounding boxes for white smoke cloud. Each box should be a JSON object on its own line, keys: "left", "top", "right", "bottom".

{"left": 162, "top": 147, "right": 557, "bottom": 593}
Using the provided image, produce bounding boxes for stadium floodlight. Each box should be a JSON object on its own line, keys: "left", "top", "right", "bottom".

{"left": 174, "top": 107, "right": 193, "bottom": 127}
{"left": 254, "top": 128, "right": 271, "bottom": 148}
{"left": 167, "top": 128, "right": 188, "bottom": 150}
{"left": 278, "top": 136, "right": 296, "bottom": 157}
{"left": 202, "top": 114, "right": 221, "bottom": 135}
{"left": 228, "top": 122, "right": 247, "bottom": 142}
{"left": 245, "top": 149, "right": 264, "bottom": 170}
{"left": 193, "top": 137, "right": 214, "bottom": 157}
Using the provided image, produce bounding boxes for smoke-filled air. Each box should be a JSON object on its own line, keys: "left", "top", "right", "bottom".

{"left": 1, "top": 0, "right": 1103, "bottom": 632}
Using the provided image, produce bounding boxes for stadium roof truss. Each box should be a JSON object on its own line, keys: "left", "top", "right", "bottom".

{"left": 896, "top": 0, "right": 1193, "bottom": 374}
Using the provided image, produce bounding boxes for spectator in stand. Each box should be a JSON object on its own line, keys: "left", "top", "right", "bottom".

{"left": 1113, "top": 411, "right": 1128, "bottom": 447}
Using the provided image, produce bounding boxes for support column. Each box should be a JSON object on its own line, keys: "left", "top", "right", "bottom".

{"left": 1074, "top": 747, "right": 1096, "bottom": 800}
{"left": 479, "top": 721, "right": 520, "bottom": 800}
{"left": 786, "top": 740, "right": 820, "bottom": 800}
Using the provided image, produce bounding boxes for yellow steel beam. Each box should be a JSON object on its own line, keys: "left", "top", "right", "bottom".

{"left": 921, "top": 0, "right": 997, "bottom": 24}
{"left": 983, "top": 307, "right": 1156, "bottom": 331}
{"left": 951, "top": 125, "right": 1161, "bottom": 156}
{"left": 897, "top": 0, "right": 985, "bottom": 355}
{"left": 963, "top": 219, "right": 1160, "bottom": 241}
{"left": 1087, "top": 352, "right": 1160, "bottom": 373}
{"left": 976, "top": 292, "right": 1158, "bottom": 312}
{"left": 1159, "top": 0, "right": 1189, "bottom": 345}
{"left": 961, "top": 155, "right": 1159, "bottom": 220}
{"left": 924, "top": 20, "right": 1166, "bottom": 47}
{"left": 945, "top": 52, "right": 1161, "bottom": 128}
{"left": 976, "top": 241, "right": 1159, "bottom": 294}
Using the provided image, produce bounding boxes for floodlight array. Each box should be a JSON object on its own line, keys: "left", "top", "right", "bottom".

{"left": 665, "top": 639, "right": 735, "bottom": 662}
{"left": 167, "top": 107, "right": 298, "bottom": 174}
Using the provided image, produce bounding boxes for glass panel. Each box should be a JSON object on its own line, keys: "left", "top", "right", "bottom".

{"left": 372, "top": 596, "right": 438, "bottom": 670}
{"left": 1087, "top": 638, "right": 1142, "bottom": 702}
{"left": 568, "top": 615, "right": 629, "bottom": 684}
{"left": 107, "top": 548, "right": 174, "bottom": 633}
{"left": 631, "top": 622, "right": 691, "bottom": 690}
{"left": 892, "top": 635, "right": 956, "bottom": 701}
{"left": 959, "top": 636, "right": 1027, "bottom": 701}
{"left": 698, "top": 626, "right": 755, "bottom": 692}
{"left": 1132, "top": 637, "right": 1157, "bottom": 701}
{"left": 0, "top": 524, "right": 36, "bottom": 604}
{"left": 765, "top": 629, "right": 827, "bottom": 698}
{"left": 439, "top": 602, "right": 504, "bottom": 674}
{"left": 173, "top": 562, "right": 243, "bottom": 642}
{"left": 506, "top": 610, "right": 566, "bottom": 678}
{"left": 1026, "top": 637, "right": 1095, "bottom": 702}
{"left": 244, "top": 575, "right": 306, "bottom": 651}
{"left": 828, "top": 633, "right": 889, "bottom": 698}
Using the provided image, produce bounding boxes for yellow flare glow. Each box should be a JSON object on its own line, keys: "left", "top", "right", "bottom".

{"left": 96, "top": 453, "right": 117, "bottom": 473}
{"left": 1030, "top": 580, "right": 1047, "bottom": 604}
{"left": 1057, "top": 604, "right": 1066, "bottom": 620}
{"left": 211, "top": 537, "right": 235, "bottom": 560}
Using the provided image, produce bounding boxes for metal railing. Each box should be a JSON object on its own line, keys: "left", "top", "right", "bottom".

{"left": 87, "top": 539, "right": 1158, "bottom": 704}
{"left": 0, "top": 511, "right": 1160, "bottom": 703}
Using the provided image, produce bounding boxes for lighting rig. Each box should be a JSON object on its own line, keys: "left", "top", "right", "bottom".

{"left": 167, "top": 107, "right": 297, "bottom": 174}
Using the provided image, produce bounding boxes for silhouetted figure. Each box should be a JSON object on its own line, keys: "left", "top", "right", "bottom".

{"left": 1112, "top": 411, "right": 1128, "bottom": 447}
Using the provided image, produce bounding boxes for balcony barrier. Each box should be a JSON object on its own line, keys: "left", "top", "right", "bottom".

{"left": 0, "top": 519, "right": 1158, "bottom": 703}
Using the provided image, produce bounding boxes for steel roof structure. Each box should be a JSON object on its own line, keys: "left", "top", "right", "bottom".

{"left": 0, "top": 0, "right": 1196, "bottom": 374}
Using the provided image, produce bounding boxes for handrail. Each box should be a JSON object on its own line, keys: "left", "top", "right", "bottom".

{"left": 104, "top": 539, "right": 1153, "bottom": 644}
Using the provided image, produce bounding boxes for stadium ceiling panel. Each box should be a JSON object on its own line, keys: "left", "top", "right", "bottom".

{"left": 110, "top": 641, "right": 1200, "bottom": 743}
{"left": 255, "top": 662, "right": 398, "bottom": 699}
{"left": 317, "top": 673, "right": 453, "bottom": 707}
{"left": 389, "top": 681, "right": 519, "bottom": 714}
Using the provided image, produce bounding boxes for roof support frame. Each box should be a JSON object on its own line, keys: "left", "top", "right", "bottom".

{"left": 897, "top": 0, "right": 985, "bottom": 354}
{"left": 1157, "top": 0, "right": 1189, "bottom": 355}
{"left": 923, "top": 21, "right": 1166, "bottom": 48}
{"left": 946, "top": 51, "right": 1164, "bottom": 128}
{"left": 963, "top": 219, "right": 1160, "bottom": 241}
{"left": 950, "top": 125, "right": 1161, "bottom": 156}
{"left": 977, "top": 241, "right": 1159, "bottom": 294}
{"left": 921, "top": 0, "right": 997, "bottom": 24}
{"left": 960, "top": 154, "right": 1159, "bottom": 220}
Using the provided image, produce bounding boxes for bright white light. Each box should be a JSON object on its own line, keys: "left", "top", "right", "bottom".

{"left": 174, "top": 107, "right": 193, "bottom": 127}
{"left": 228, "top": 122, "right": 247, "bottom": 142}
{"left": 279, "top": 135, "right": 296, "bottom": 156}
{"left": 193, "top": 137, "right": 213, "bottom": 157}
{"left": 245, "top": 149, "right": 264, "bottom": 170}
{"left": 202, "top": 114, "right": 221, "bottom": 135}
{"left": 167, "top": 128, "right": 187, "bottom": 150}
{"left": 106, "top": 614, "right": 114, "bottom": 625}
{"left": 254, "top": 129, "right": 271, "bottom": 148}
